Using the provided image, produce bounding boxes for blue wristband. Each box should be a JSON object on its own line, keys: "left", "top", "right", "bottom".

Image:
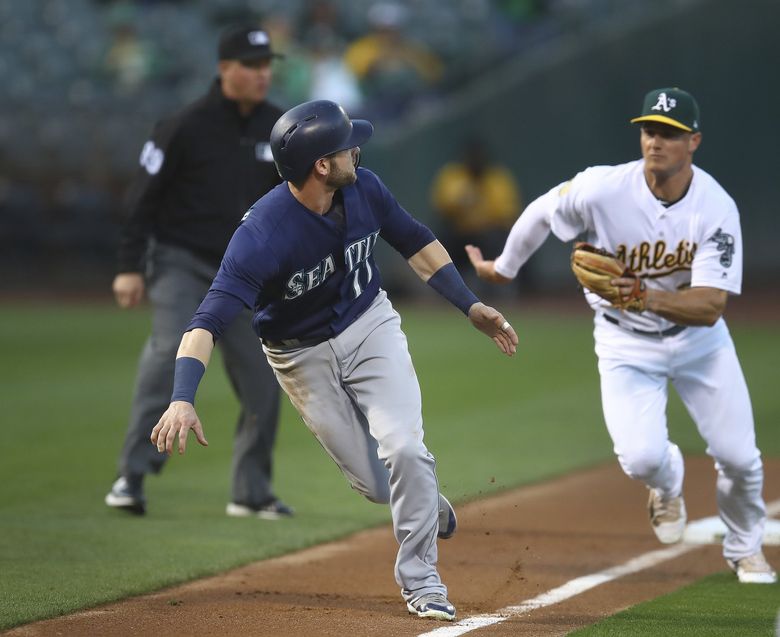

{"left": 171, "top": 356, "right": 206, "bottom": 405}
{"left": 426, "top": 262, "right": 480, "bottom": 315}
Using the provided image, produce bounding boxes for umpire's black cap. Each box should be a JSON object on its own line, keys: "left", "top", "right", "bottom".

{"left": 218, "top": 25, "right": 284, "bottom": 62}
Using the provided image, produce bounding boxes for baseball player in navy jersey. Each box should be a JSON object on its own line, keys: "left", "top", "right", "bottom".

{"left": 467, "top": 87, "right": 776, "bottom": 584}
{"left": 149, "top": 100, "right": 518, "bottom": 620}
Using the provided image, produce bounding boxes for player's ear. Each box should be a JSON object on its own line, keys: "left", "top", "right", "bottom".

{"left": 688, "top": 132, "right": 702, "bottom": 153}
{"left": 313, "top": 157, "right": 330, "bottom": 177}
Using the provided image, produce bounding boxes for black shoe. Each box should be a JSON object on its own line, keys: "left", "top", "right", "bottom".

{"left": 226, "top": 499, "right": 294, "bottom": 520}
{"left": 105, "top": 476, "right": 146, "bottom": 515}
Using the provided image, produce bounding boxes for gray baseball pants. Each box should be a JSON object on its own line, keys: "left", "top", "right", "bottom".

{"left": 117, "top": 242, "right": 281, "bottom": 507}
{"left": 263, "top": 290, "right": 446, "bottom": 602}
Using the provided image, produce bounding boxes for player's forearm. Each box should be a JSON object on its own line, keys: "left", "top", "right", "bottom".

{"left": 170, "top": 328, "right": 215, "bottom": 406}
{"left": 407, "top": 240, "right": 451, "bottom": 280}
{"left": 473, "top": 260, "right": 513, "bottom": 284}
{"left": 645, "top": 287, "right": 727, "bottom": 326}
{"left": 492, "top": 196, "right": 552, "bottom": 279}
{"left": 176, "top": 328, "right": 215, "bottom": 366}
{"left": 408, "top": 241, "right": 479, "bottom": 314}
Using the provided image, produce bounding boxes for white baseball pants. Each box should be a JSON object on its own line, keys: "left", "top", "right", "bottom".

{"left": 594, "top": 314, "right": 767, "bottom": 560}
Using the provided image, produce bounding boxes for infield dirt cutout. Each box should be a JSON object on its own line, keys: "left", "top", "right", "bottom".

{"left": 6, "top": 457, "right": 779, "bottom": 637}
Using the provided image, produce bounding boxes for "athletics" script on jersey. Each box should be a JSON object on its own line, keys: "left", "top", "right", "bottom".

{"left": 616, "top": 239, "right": 697, "bottom": 275}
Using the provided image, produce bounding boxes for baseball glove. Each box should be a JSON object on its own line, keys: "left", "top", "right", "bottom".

{"left": 570, "top": 242, "right": 647, "bottom": 312}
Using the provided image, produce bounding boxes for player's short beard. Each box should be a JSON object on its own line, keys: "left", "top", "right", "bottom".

{"left": 325, "top": 163, "right": 356, "bottom": 189}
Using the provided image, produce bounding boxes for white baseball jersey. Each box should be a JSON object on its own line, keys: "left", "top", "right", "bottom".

{"left": 495, "top": 159, "right": 742, "bottom": 332}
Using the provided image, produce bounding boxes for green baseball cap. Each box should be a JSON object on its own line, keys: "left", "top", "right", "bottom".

{"left": 630, "top": 87, "right": 701, "bottom": 132}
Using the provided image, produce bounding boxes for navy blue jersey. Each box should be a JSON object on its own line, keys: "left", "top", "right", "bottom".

{"left": 188, "top": 168, "right": 435, "bottom": 341}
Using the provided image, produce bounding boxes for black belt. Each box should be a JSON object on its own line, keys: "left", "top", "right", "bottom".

{"left": 603, "top": 314, "right": 686, "bottom": 337}
{"left": 261, "top": 335, "right": 329, "bottom": 349}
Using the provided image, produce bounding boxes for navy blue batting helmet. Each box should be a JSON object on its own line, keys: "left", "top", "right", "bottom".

{"left": 270, "top": 100, "right": 373, "bottom": 182}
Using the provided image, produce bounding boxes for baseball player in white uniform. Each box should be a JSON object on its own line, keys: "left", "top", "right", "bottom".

{"left": 467, "top": 87, "right": 776, "bottom": 584}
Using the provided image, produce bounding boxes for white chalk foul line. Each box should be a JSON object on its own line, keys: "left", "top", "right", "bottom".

{"left": 417, "top": 498, "right": 780, "bottom": 637}
{"left": 416, "top": 543, "right": 694, "bottom": 637}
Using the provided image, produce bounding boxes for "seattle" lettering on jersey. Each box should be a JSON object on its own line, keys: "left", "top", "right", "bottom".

{"left": 345, "top": 231, "right": 380, "bottom": 298}
{"left": 284, "top": 254, "right": 336, "bottom": 299}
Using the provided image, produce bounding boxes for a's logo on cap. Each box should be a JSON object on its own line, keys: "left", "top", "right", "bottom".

{"left": 651, "top": 92, "right": 677, "bottom": 113}
{"left": 247, "top": 30, "right": 269, "bottom": 46}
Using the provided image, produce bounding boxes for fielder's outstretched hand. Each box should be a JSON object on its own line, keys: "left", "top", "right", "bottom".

{"left": 151, "top": 401, "right": 209, "bottom": 456}
{"left": 465, "top": 245, "right": 491, "bottom": 279}
{"left": 465, "top": 245, "right": 513, "bottom": 284}
{"left": 468, "top": 302, "right": 518, "bottom": 356}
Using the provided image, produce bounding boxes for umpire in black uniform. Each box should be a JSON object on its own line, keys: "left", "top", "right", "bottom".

{"left": 106, "top": 25, "right": 291, "bottom": 519}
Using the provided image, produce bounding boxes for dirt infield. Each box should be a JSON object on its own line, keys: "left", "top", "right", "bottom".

{"left": 6, "top": 457, "right": 779, "bottom": 637}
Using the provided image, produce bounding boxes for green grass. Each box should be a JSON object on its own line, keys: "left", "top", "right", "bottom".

{"left": 0, "top": 300, "right": 778, "bottom": 630}
{"left": 571, "top": 572, "right": 780, "bottom": 636}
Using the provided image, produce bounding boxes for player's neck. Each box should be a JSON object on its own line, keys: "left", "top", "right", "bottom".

{"left": 643, "top": 165, "right": 693, "bottom": 205}
{"left": 287, "top": 182, "right": 335, "bottom": 215}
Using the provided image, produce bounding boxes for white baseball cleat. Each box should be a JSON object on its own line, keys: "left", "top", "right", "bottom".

{"left": 647, "top": 488, "right": 687, "bottom": 544}
{"left": 727, "top": 552, "right": 777, "bottom": 584}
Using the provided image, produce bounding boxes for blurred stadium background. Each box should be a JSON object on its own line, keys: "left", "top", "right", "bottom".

{"left": 0, "top": 0, "right": 777, "bottom": 295}
{"left": 1, "top": 3, "right": 779, "bottom": 630}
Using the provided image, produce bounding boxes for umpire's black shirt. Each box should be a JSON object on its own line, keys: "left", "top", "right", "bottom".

{"left": 116, "top": 79, "right": 283, "bottom": 272}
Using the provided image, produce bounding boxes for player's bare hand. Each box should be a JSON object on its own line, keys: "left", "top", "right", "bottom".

{"left": 465, "top": 245, "right": 512, "bottom": 284}
{"left": 611, "top": 276, "right": 636, "bottom": 296}
{"left": 113, "top": 273, "right": 145, "bottom": 309}
{"left": 610, "top": 276, "right": 650, "bottom": 311}
{"left": 468, "top": 302, "right": 518, "bottom": 356}
{"left": 465, "top": 244, "right": 491, "bottom": 278}
{"left": 150, "top": 401, "right": 209, "bottom": 456}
